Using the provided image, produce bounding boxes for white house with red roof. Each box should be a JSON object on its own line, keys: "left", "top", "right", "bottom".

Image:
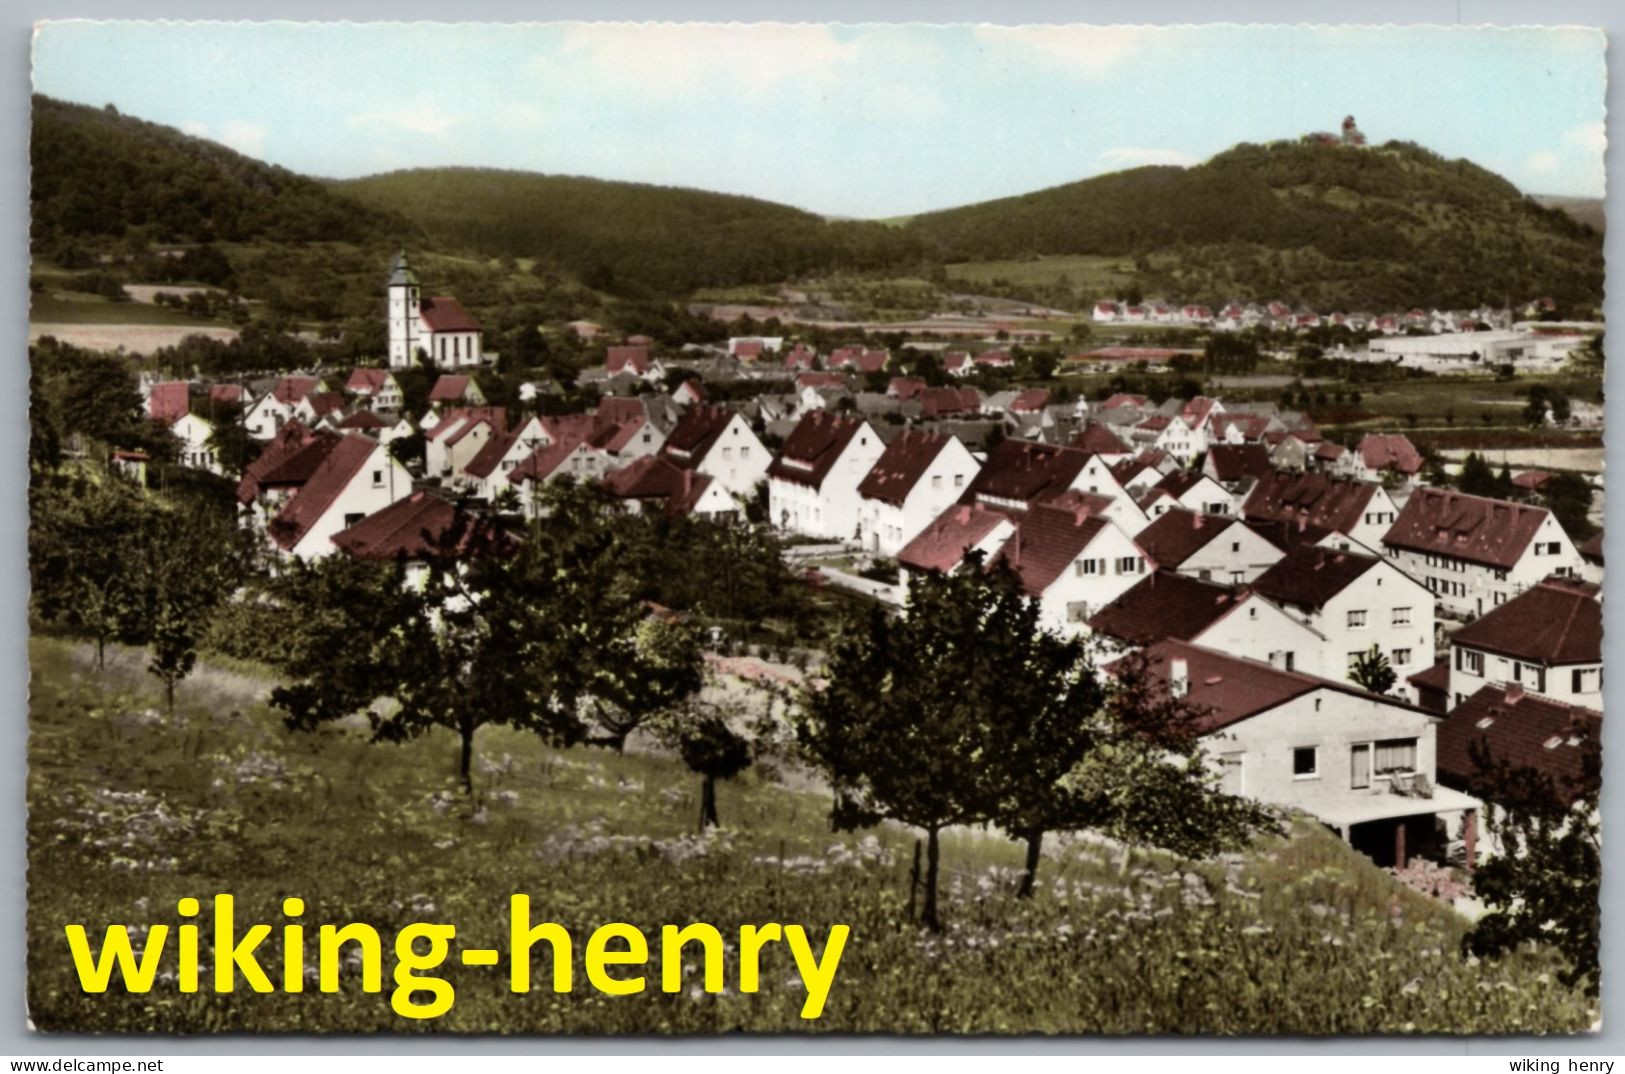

{"left": 1088, "top": 570, "right": 1323, "bottom": 673}
{"left": 243, "top": 375, "right": 327, "bottom": 440}
{"left": 988, "top": 498, "right": 1150, "bottom": 636}
{"left": 855, "top": 429, "right": 980, "bottom": 558}
{"left": 1132, "top": 509, "right": 1285, "bottom": 586}
{"left": 767, "top": 412, "right": 885, "bottom": 541}
{"left": 345, "top": 368, "right": 403, "bottom": 412}
{"left": 1127, "top": 640, "right": 1479, "bottom": 870}
{"left": 265, "top": 434, "right": 414, "bottom": 561}
{"left": 672, "top": 379, "right": 707, "bottom": 406}
{"left": 426, "top": 408, "right": 506, "bottom": 482}
{"left": 1092, "top": 300, "right": 1120, "bottom": 322}
{"left": 427, "top": 375, "right": 487, "bottom": 409}
{"left": 1443, "top": 576, "right": 1602, "bottom": 711}
{"left": 1380, "top": 487, "right": 1583, "bottom": 620}
{"left": 1339, "top": 433, "right": 1424, "bottom": 485}
{"left": 386, "top": 252, "right": 482, "bottom": 370}
{"left": 898, "top": 504, "right": 1017, "bottom": 579}
{"left": 659, "top": 404, "right": 768, "bottom": 497}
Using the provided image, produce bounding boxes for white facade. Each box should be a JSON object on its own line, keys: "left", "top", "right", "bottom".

{"left": 697, "top": 413, "right": 770, "bottom": 497}
{"left": 1383, "top": 513, "right": 1583, "bottom": 620}
{"left": 1174, "top": 524, "right": 1285, "bottom": 585}
{"left": 170, "top": 412, "right": 222, "bottom": 475}
{"left": 768, "top": 423, "right": 885, "bottom": 542}
{"left": 243, "top": 393, "right": 294, "bottom": 441}
{"left": 1032, "top": 520, "right": 1151, "bottom": 637}
{"left": 1448, "top": 643, "right": 1604, "bottom": 712}
{"left": 857, "top": 436, "right": 980, "bottom": 558}
{"left": 1267, "top": 560, "right": 1437, "bottom": 692}
{"left": 284, "top": 443, "right": 414, "bottom": 561}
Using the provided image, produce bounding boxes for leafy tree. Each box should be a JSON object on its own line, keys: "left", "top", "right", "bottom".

{"left": 28, "top": 473, "right": 152, "bottom": 668}
{"left": 1464, "top": 725, "right": 1600, "bottom": 996}
{"left": 656, "top": 695, "right": 754, "bottom": 830}
{"left": 1347, "top": 644, "right": 1397, "bottom": 695}
{"left": 585, "top": 615, "right": 705, "bottom": 752}
{"left": 1456, "top": 452, "right": 1498, "bottom": 498}
{"left": 1541, "top": 472, "right": 1597, "bottom": 541}
{"left": 1523, "top": 388, "right": 1551, "bottom": 427}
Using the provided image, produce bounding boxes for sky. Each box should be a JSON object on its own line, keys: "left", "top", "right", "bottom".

{"left": 31, "top": 22, "right": 1608, "bottom": 219}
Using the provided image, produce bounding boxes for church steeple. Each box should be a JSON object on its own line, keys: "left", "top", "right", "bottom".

{"left": 386, "top": 250, "right": 421, "bottom": 369}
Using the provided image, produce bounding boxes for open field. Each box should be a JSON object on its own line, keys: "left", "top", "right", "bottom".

{"left": 28, "top": 322, "right": 240, "bottom": 354}
{"left": 27, "top": 635, "right": 1592, "bottom": 1035}
{"left": 30, "top": 291, "right": 225, "bottom": 327}
{"left": 945, "top": 254, "right": 1135, "bottom": 297}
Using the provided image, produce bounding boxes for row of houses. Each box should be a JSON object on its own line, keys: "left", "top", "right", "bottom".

{"left": 1092, "top": 298, "right": 1510, "bottom": 336}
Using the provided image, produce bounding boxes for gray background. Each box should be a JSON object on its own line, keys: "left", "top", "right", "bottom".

{"left": 3, "top": 0, "right": 1620, "bottom": 1055}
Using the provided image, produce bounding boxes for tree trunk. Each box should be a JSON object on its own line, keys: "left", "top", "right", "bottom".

{"left": 459, "top": 720, "right": 475, "bottom": 797}
{"left": 922, "top": 826, "right": 943, "bottom": 933}
{"left": 1017, "top": 829, "right": 1043, "bottom": 899}
{"left": 164, "top": 678, "right": 175, "bottom": 716}
{"left": 699, "top": 775, "right": 719, "bottom": 830}
{"left": 95, "top": 633, "right": 106, "bottom": 671}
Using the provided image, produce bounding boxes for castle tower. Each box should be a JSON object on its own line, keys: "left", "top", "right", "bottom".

{"left": 386, "top": 251, "right": 420, "bottom": 370}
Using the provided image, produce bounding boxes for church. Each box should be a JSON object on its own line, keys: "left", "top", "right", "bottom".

{"left": 386, "top": 251, "right": 484, "bottom": 370}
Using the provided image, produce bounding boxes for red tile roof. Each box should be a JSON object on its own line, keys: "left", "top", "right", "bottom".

{"left": 1101, "top": 393, "right": 1148, "bottom": 411}
{"left": 304, "top": 392, "right": 345, "bottom": 418}
{"left": 767, "top": 412, "right": 871, "bottom": 490}
{"left": 270, "top": 376, "right": 321, "bottom": 406}
{"left": 268, "top": 436, "right": 380, "bottom": 551}
{"left": 1383, "top": 487, "right": 1552, "bottom": 570}
{"left": 208, "top": 384, "right": 246, "bottom": 407}
{"left": 796, "top": 372, "right": 848, "bottom": 390}
{"left": 602, "top": 455, "right": 718, "bottom": 516}
{"left": 594, "top": 396, "right": 647, "bottom": 426}
{"left": 898, "top": 504, "right": 1011, "bottom": 573}
{"left": 1250, "top": 545, "right": 1380, "bottom": 610}
{"left": 660, "top": 404, "right": 735, "bottom": 469}
{"left": 463, "top": 431, "right": 519, "bottom": 480}
{"left": 1207, "top": 444, "right": 1273, "bottom": 483}
{"left": 1436, "top": 685, "right": 1599, "bottom": 805}
{"left": 235, "top": 424, "right": 327, "bottom": 503}
{"left": 428, "top": 375, "right": 477, "bottom": 403}
{"left": 1449, "top": 578, "right": 1601, "bottom": 665}
{"left": 346, "top": 368, "right": 394, "bottom": 394}
{"left": 887, "top": 377, "right": 926, "bottom": 402}
{"left": 857, "top": 429, "right": 955, "bottom": 507}
{"left": 1357, "top": 433, "right": 1423, "bottom": 475}
{"left": 1071, "top": 421, "right": 1127, "bottom": 455}
{"left": 1009, "top": 388, "right": 1050, "bottom": 413}
{"left": 961, "top": 439, "right": 1089, "bottom": 509}
{"left": 1243, "top": 471, "right": 1378, "bottom": 536}
{"left": 1089, "top": 571, "right": 1249, "bottom": 646}
{"left": 147, "top": 381, "right": 190, "bottom": 424}
{"left": 418, "top": 295, "right": 481, "bottom": 333}
{"left": 920, "top": 387, "right": 982, "bottom": 418}
{"left": 990, "top": 500, "right": 1114, "bottom": 597}
{"left": 607, "top": 345, "right": 652, "bottom": 375}
{"left": 1179, "top": 396, "right": 1219, "bottom": 428}
{"left": 507, "top": 434, "right": 596, "bottom": 486}
{"left": 1133, "top": 509, "right": 1239, "bottom": 569}
{"left": 429, "top": 407, "right": 508, "bottom": 441}
{"left": 338, "top": 409, "right": 389, "bottom": 431}
{"left": 332, "top": 491, "right": 507, "bottom": 561}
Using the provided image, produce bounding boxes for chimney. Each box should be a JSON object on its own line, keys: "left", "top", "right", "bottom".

{"left": 1297, "top": 514, "right": 1307, "bottom": 533}
{"left": 1505, "top": 683, "right": 1525, "bottom": 704}
{"left": 1194, "top": 513, "right": 1205, "bottom": 530}
{"left": 1170, "top": 659, "right": 1190, "bottom": 697}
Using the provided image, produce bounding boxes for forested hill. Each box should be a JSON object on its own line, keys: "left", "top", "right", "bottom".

{"left": 901, "top": 140, "right": 1605, "bottom": 312}
{"left": 330, "top": 168, "right": 925, "bottom": 297}
{"left": 30, "top": 95, "right": 410, "bottom": 256}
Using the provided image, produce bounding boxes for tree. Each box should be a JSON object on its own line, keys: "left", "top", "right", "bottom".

{"left": 1541, "top": 472, "right": 1597, "bottom": 541}
{"left": 585, "top": 615, "right": 705, "bottom": 752}
{"left": 28, "top": 473, "right": 152, "bottom": 669}
{"left": 1464, "top": 726, "right": 1600, "bottom": 996}
{"left": 1347, "top": 644, "right": 1396, "bottom": 695}
{"left": 1456, "top": 452, "right": 1498, "bottom": 497}
{"left": 1523, "top": 388, "right": 1551, "bottom": 427}
{"left": 655, "top": 695, "right": 754, "bottom": 830}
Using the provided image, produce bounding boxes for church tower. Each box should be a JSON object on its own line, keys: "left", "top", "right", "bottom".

{"left": 386, "top": 251, "right": 421, "bottom": 369}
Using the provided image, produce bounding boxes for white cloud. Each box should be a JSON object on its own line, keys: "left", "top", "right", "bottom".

{"left": 1525, "top": 150, "right": 1560, "bottom": 176}
{"left": 972, "top": 25, "right": 1151, "bottom": 78}
{"left": 1098, "top": 146, "right": 1200, "bottom": 170}
{"left": 1563, "top": 121, "right": 1606, "bottom": 156}
{"left": 217, "top": 120, "right": 267, "bottom": 158}
{"left": 349, "top": 101, "right": 459, "bottom": 137}
{"left": 539, "top": 23, "right": 866, "bottom": 97}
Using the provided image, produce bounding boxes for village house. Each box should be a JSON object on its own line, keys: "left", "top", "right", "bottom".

{"left": 506, "top": 435, "right": 615, "bottom": 518}
{"left": 1248, "top": 545, "right": 1436, "bottom": 688}
{"left": 387, "top": 252, "right": 483, "bottom": 370}
{"left": 1138, "top": 470, "right": 1237, "bottom": 519}
{"left": 1127, "top": 640, "right": 1480, "bottom": 870}
{"left": 855, "top": 429, "right": 981, "bottom": 558}
{"left": 1381, "top": 487, "right": 1584, "bottom": 619}
{"left": 897, "top": 503, "right": 1017, "bottom": 580}
{"left": 425, "top": 407, "right": 508, "bottom": 481}
{"left": 345, "top": 368, "right": 404, "bottom": 413}
{"left": 263, "top": 434, "right": 414, "bottom": 561}
{"left": 986, "top": 494, "right": 1151, "bottom": 636}
{"left": 601, "top": 455, "right": 741, "bottom": 521}
{"left": 960, "top": 438, "right": 1149, "bottom": 537}
{"left": 1203, "top": 443, "right": 1274, "bottom": 497}
{"left": 659, "top": 404, "right": 770, "bottom": 497}
{"left": 766, "top": 411, "right": 885, "bottom": 541}
{"left": 168, "top": 411, "right": 222, "bottom": 475}
{"left": 1442, "top": 576, "right": 1602, "bottom": 711}
{"left": 1088, "top": 570, "right": 1323, "bottom": 672}
{"left": 331, "top": 490, "right": 507, "bottom": 588}
{"left": 606, "top": 345, "right": 665, "bottom": 383}
{"left": 292, "top": 391, "right": 346, "bottom": 427}
{"left": 243, "top": 375, "right": 326, "bottom": 440}
{"left": 1340, "top": 433, "right": 1424, "bottom": 485}
{"left": 1132, "top": 509, "right": 1285, "bottom": 585}
{"left": 427, "top": 374, "right": 487, "bottom": 409}
{"left": 1243, "top": 470, "right": 1399, "bottom": 552}
{"left": 672, "top": 379, "right": 707, "bottom": 406}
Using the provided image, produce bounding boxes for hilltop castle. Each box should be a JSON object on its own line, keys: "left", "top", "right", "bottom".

{"left": 386, "top": 251, "right": 484, "bottom": 370}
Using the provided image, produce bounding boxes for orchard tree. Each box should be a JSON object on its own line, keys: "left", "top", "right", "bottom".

{"left": 655, "top": 694, "right": 754, "bottom": 831}
{"left": 585, "top": 615, "right": 705, "bottom": 752}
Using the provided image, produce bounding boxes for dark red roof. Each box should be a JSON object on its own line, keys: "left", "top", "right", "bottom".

{"left": 961, "top": 439, "right": 1089, "bottom": 509}
{"left": 887, "top": 376, "right": 926, "bottom": 402}
{"left": 594, "top": 396, "right": 647, "bottom": 427}
{"left": 1250, "top": 545, "right": 1380, "bottom": 610}
{"left": 1383, "top": 487, "right": 1551, "bottom": 570}
{"left": 304, "top": 391, "right": 345, "bottom": 418}
{"left": 1243, "top": 516, "right": 1337, "bottom": 551}
{"left": 1072, "top": 421, "right": 1127, "bottom": 455}
{"left": 767, "top": 412, "right": 871, "bottom": 490}
{"left": 269, "top": 436, "right": 380, "bottom": 551}
{"left": 660, "top": 404, "right": 734, "bottom": 469}
{"left": 898, "top": 504, "right": 1011, "bottom": 573}
{"left": 418, "top": 295, "right": 481, "bottom": 333}
{"left": 602, "top": 455, "right": 717, "bottom": 516}
{"left": 1152, "top": 470, "right": 1212, "bottom": 500}
{"left": 1133, "top": 509, "right": 1239, "bottom": 569}
{"left": 247, "top": 430, "right": 344, "bottom": 496}
{"left": 1088, "top": 571, "right": 1248, "bottom": 645}
{"left": 1449, "top": 578, "right": 1601, "bottom": 665}
{"left": 990, "top": 500, "right": 1113, "bottom": 597}
{"left": 429, "top": 407, "right": 508, "bottom": 440}
{"left": 346, "top": 368, "right": 394, "bottom": 394}
{"left": 1243, "top": 471, "right": 1378, "bottom": 535}
{"left": 1357, "top": 433, "right": 1423, "bottom": 475}
{"left": 1101, "top": 394, "right": 1149, "bottom": 410}
{"left": 796, "top": 372, "right": 847, "bottom": 390}
{"left": 148, "top": 381, "right": 189, "bottom": 424}
{"left": 332, "top": 491, "right": 505, "bottom": 560}
{"left": 920, "top": 387, "right": 982, "bottom": 418}
{"left": 338, "top": 409, "right": 388, "bottom": 431}
{"left": 1009, "top": 388, "right": 1050, "bottom": 413}
{"left": 607, "top": 345, "right": 652, "bottom": 375}
{"left": 1207, "top": 444, "right": 1272, "bottom": 483}
{"left": 428, "top": 375, "right": 477, "bottom": 403}
{"left": 1579, "top": 531, "right": 1604, "bottom": 564}
{"left": 857, "top": 429, "right": 954, "bottom": 507}
{"left": 1436, "top": 685, "right": 1599, "bottom": 805}
{"left": 208, "top": 384, "right": 246, "bottom": 407}
{"left": 270, "top": 376, "right": 321, "bottom": 405}
{"left": 463, "top": 431, "right": 519, "bottom": 480}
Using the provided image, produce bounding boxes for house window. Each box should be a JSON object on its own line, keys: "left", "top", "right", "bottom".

{"left": 1066, "top": 602, "right": 1091, "bottom": 622}
{"left": 1075, "top": 559, "right": 1097, "bottom": 577}
{"left": 1374, "top": 738, "right": 1418, "bottom": 777}
{"left": 1392, "top": 607, "right": 1411, "bottom": 626}
{"left": 1116, "top": 556, "right": 1141, "bottom": 575}
{"left": 1391, "top": 648, "right": 1411, "bottom": 668}
{"left": 932, "top": 475, "right": 943, "bottom": 490}
{"left": 741, "top": 447, "right": 750, "bottom": 459}
{"left": 1292, "top": 747, "right": 1319, "bottom": 780}
{"left": 954, "top": 473, "right": 965, "bottom": 487}
{"left": 1573, "top": 668, "right": 1601, "bottom": 693}
{"left": 344, "top": 513, "right": 364, "bottom": 527}
{"left": 722, "top": 447, "right": 733, "bottom": 460}
{"left": 1513, "top": 662, "right": 1547, "bottom": 694}
{"left": 371, "top": 470, "right": 384, "bottom": 488}
{"left": 1456, "top": 649, "right": 1485, "bottom": 676}
{"left": 1347, "top": 610, "right": 1367, "bottom": 629}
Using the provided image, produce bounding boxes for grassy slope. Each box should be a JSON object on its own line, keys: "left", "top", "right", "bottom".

{"left": 28, "top": 636, "right": 1592, "bottom": 1035}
